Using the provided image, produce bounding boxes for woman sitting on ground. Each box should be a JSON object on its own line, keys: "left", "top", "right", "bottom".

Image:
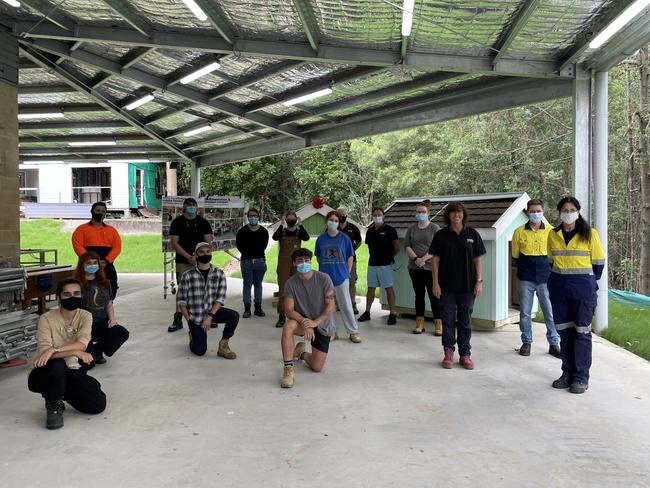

{"left": 74, "top": 251, "right": 129, "bottom": 365}
{"left": 28, "top": 278, "right": 106, "bottom": 429}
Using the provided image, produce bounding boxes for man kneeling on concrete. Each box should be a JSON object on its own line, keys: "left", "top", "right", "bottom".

{"left": 177, "top": 242, "right": 239, "bottom": 359}
{"left": 281, "top": 248, "right": 336, "bottom": 388}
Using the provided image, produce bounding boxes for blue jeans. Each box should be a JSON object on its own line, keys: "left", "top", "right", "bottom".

{"left": 518, "top": 280, "right": 559, "bottom": 346}
{"left": 241, "top": 259, "right": 266, "bottom": 305}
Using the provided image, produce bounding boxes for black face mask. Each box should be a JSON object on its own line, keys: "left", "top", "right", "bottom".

{"left": 91, "top": 212, "right": 104, "bottom": 222}
{"left": 197, "top": 254, "right": 212, "bottom": 264}
{"left": 60, "top": 297, "right": 82, "bottom": 311}
{"left": 339, "top": 216, "right": 347, "bottom": 224}
{"left": 286, "top": 220, "right": 297, "bottom": 227}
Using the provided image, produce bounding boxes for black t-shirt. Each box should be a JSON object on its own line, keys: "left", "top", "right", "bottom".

{"left": 365, "top": 224, "right": 399, "bottom": 266}
{"left": 236, "top": 225, "right": 269, "bottom": 260}
{"left": 272, "top": 225, "right": 309, "bottom": 241}
{"left": 561, "top": 227, "right": 578, "bottom": 245}
{"left": 429, "top": 226, "right": 486, "bottom": 293}
{"left": 339, "top": 222, "right": 362, "bottom": 262}
{"left": 199, "top": 267, "right": 210, "bottom": 283}
{"left": 169, "top": 215, "right": 213, "bottom": 264}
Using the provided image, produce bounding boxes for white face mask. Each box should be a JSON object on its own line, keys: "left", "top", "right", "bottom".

{"left": 560, "top": 211, "right": 579, "bottom": 225}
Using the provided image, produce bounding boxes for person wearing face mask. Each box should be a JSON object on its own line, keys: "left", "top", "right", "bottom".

{"left": 404, "top": 201, "right": 441, "bottom": 335}
{"left": 280, "top": 248, "right": 336, "bottom": 388}
{"left": 168, "top": 197, "right": 214, "bottom": 332}
{"left": 236, "top": 208, "right": 270, "bottom": 318}
{"left": 314, "top": 210, "right": 360, "bottom": 343}
{"left": 74, "top": 252, "right": 130, "bottom": 365}
{"left": 511, "top": 199, "right": 560, "bottom": 358}
{"left": 337, "top": 207, "right": 362, "bottom": 314}
{"left": 547, "top": 196, "right": 605, "bottom": 394}
{"left": 358, "top": 207, "right": 400, "bottom": 326}
{"left": 177, "top": 242, "right": 240, "bottom": 359}
{"left": 272, "top": 211, "right": 310, "bottom": 328}
{"left": 72, "top": 201, "right": 122, "bottom": 300}
{"left": 28, "top": 279, "right": 106, "bottom": 430}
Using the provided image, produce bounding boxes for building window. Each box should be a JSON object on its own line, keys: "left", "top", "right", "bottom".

{"left": 19, "top": 168, "right": 39, "bottom": 203}
{"left": 72, "top": 167, "right": 111, "bottom": 204}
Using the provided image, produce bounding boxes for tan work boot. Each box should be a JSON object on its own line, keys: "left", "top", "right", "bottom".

{"left": 217, "top": 339, "right": 237, "bottom": 359}
{"left": 434, "top": 319, "right": 443, "bottom": 337}
{"left": 349, "top": 333, "right": 362, "bottom": 343}
{"left": 330, "top": 332, "right": 339, "bottom": 342}
{"left": 413, "top": 317, "right": 425, "bottom": 334}
{"left": 293, "top": 341, "right": 306, "bottom": 360}
{"left": 281, "top": 365, "right": 294, "bottom": 388}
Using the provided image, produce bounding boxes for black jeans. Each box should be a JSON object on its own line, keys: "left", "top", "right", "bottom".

{"left": 103, "top": 262, "right": 119, "bottom": 299}
{"left": 440, "top": 292, "right": 475, "bottom": 356}
{"left": 188, "top": 307, "right": 239, "bottom": 356}
{"left": 408, "top": 268, "right": 440, "bottom": 318}
{"left": 92, "top": 318, "right": 129, "bottom": 356}
{"left": 28, "top": 359, "right": 106, "bottom": 414}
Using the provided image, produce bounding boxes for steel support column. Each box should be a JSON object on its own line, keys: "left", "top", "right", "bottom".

{"left": 573, "top": 64, "right": 591, "bottom": 215}
{"left": 593, "top": 70, "right": 608, "bottom": 333}
{"left": 190, "top": 161, "right": 201, "bottom": 197}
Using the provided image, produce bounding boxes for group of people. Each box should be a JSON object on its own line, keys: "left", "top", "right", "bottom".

{"left": 27, "top": 194, "right": 605, "bottom": 429}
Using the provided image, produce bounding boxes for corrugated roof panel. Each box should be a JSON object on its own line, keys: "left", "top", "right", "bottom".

{"left": 99, "top": 77, "right": 145, "bottom": 99}
{"left": 53, "top": 0, "right": 128, "bottom": 24}
{"left": 60, "top": 60, "right": 102, "bottom": 80}
{"left": 249, "top": 63, "right": 347, "bottom": 98}
{"left": 411, "top": 1, "right": 518, "bottom": 57}
{"left": 312, "top": 0, "right": 401, "bottom": 49}
{"left": 221, "top": 87, "right": 270, "bottom": 106}
{"left": 137, "top": 50, "right": 193, "bottom": 78}
{"left": 256, "top": 104, "right": 302, "bottom": 117}
{"left": 150, "top": 112, "right": 203, "bottom": 132}
{"left": 131, "top": 101, "right": 168, "bottom": 118}
{"left": 218, "top": 0, "right": 305, "bottom": 41}
{"left": 508, "top": 0, "right": 608, "bottom": 59}
{"left": 18, "top": 92, "right": 95, "bottom": 105}
{"left": 191, "top": 132, "right": 260, "bottom": 153}
{"left": 129, "top": 0, "right": 213, "bottom": 30}
{"left": 19, "top": 127, "right": 142, "bottom": 138}
{"left": 217, "top": 56, "right": 284, "bottom": 79}
{"left": 82, "top": 42, "right": 132, "bottom": 62}
{"left": 19, "top": 69, "right": 61, "bottom": 85}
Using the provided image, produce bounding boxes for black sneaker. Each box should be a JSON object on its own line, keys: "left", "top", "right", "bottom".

{"left": 569, "top": 381, "right": 589, "bottom": 394}
{"left": 95, "top": 350, "right": 107, "bottom": 364}
{"left": 275, "top": 314, "right": 286, "bottom": 328}
{"left": 254, "top": 305, "right": 265, "bottom": 317}
{"left": 552, "top": 375, "right": 571, "bottom": 389}
{"left": 519, "top": 343, "right": 531, "bottom": 356}
{"left": 353, "top": 306, "right": 359, "bottom": 315}
{"left": 243, "top": 305, "right": 251, "bottom": 318}
{"left": 548, "top": 344, "right": 561, "bottom": 358}
{"left": 358, "top": 311, "right": 371, "bottom": 322}
{"left": 387, "top": 314, "right": 397, "bottom": 326}
{"left": 45, "top": 399, "right": 65, "bottom": 430}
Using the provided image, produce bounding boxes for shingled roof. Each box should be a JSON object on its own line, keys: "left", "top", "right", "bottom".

{"left": 384, "top": 193, "right": 526, "bottom": 237}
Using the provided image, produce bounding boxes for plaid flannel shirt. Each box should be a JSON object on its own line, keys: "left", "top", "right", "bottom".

{"left": 177, "top": 266, "right": 227, "bottom": 323}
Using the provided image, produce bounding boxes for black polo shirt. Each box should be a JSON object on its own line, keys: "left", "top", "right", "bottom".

{"left": 429, "top": 226, "right": 486, "bottom": 293}
{"left": 365, "top": 224, "right": 399, "bottom": 266}
{"left": 339, "top": 222, "right": 362, "bottom": 261}
{"left": 169, "top": 215, "right": 213, "bottom": 264}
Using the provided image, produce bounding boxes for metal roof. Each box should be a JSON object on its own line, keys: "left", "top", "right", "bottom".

{"left": 2, "top": 0, "right": 649, "bottom": 166}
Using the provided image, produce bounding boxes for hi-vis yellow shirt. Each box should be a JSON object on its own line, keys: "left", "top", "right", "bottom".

{"left": 512, "top": 222, "right": 552, "bottom": 282}
{"left": 547, "top": 226, "right": 605, "bottom": 279}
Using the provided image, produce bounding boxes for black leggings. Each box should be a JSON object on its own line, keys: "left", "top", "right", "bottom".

{"left": 188, "top": 307, "right": 239, "bottom": 356}
{"left": 408, "top": 268, "right": 440, "bottom": 318}
{"left": 92, "top": 318, "right": 129, "bottom": 356}
{"left": 28, "top": 359, "right": 106, "bottom": 414}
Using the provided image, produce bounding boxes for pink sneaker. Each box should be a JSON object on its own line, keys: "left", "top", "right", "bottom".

{"left": 442, "top": 348, "right": 454, "bottom": 369}
{"left": 459, "top": 355, "right": 474, "bottom": 370}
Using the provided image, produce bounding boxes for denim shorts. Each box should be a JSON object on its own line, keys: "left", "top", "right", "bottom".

{"left": 367, "top": 265, "right": 394, "bottom": 288}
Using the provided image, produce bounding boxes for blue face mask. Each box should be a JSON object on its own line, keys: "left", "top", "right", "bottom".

{"left": 529, "top": 212, "right": 544, "bottom": 224}
{"left": 296, "top": 262, "right": 312, "bottom": 274}
{"left": 84, "top": 264, "right": 99, "bottom": 274}
{"left": 416, "top": 212, "right": 428, "bottom": 222}
{"left": 327, "top": 221, "right": 339, "bottom": 231}
{"left": 248, "top": 217, "right": 259, "bottom": 226}
{"left": 185, "top": 206, "right": 197, "bottom": 215}
{"left": 372, "top": 216, "right": 383, "bottom": 225}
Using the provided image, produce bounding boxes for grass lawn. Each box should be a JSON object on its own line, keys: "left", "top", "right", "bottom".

{"left": 231, "top": 238, "right": 370, "bottom": 296}
{"left": 20, "top": 219, "right": 233, "bottom": 272}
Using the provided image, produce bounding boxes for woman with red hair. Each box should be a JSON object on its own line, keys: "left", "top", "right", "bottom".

{"left": 74, "top": 252, "right": 129, "bottom": 365}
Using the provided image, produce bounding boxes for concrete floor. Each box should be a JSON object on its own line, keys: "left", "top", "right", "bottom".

{"left": 1, "top": 274, "right": 649, "bottom": 488}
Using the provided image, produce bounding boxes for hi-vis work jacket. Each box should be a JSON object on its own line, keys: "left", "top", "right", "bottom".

{"left": 546, "top": 226, "right": 605, "bottom": 301}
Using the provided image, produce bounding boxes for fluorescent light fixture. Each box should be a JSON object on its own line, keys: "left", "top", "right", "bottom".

{"left": 68, "top": 141, "right": 118, "bottom": 147}
{"left": 108, "top": 159, "right": 151, "bottom": 163}
{"left": 2, "top": 0, "right": 21, "bottom": 8}
{"left": 283, "top": 88, "right": 333, "bottom": 107}
{"left": 18, "top": 112, "right": 65, "bottom": 120}
{"left": 183, "top": 125, "right": 212, "bottom": 137}
{"left": 589, "top": 0, "right": 650, "bottom": 49}
{"left": 21, "top": 160, "right": 65, "bottom": 164}
{"left": 180, "top": 0, "right": 208, "bottom": 21}
{"left": 125, "top": 94, "right": 154, "bottom": 111}
{"left": 180, "top": 62, "right": 220, "bottom": 85}
{"left": 401, "top": 0, "right": 415, "bottom": 36}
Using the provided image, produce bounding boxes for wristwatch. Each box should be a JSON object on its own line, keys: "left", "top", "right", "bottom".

{"left": 52, "top": 346, "right": 60, "bottom": 353}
